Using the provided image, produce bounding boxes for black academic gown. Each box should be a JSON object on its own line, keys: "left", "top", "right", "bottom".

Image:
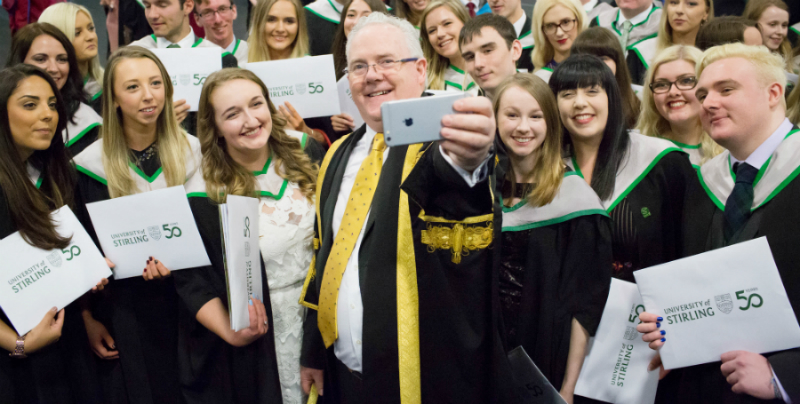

{"left": 306, "top": 9, "right": 338, "bottom": 56}
{"left": 73, "top": 136, "right": 202, "bottom": 404}
{"left": 172, "top": 136, "right": 324, "bottom": 404}
{"left": 300, "top": 125, "right": 525, "bottom": 403}
{"left": 570, "top": 133, "right": 697, "bottom": 404}
{"left": 0, "top": 172, "right": 103, "bottom": 404}
{"left": 497, "top": 168, "right": 613, "bottom": 391}
{"left": 517, "top": 16, "right": 535, "bottom": 74}
{"left": 672, "top": 124, "right": 800, "bottom": 404}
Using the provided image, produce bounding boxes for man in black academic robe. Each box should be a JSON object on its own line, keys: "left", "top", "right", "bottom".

{"left": 639, "top": 43, "right": 800, "bottom": 403}
{"left": 298, "top": 12, "right": 523, "bottom": 404}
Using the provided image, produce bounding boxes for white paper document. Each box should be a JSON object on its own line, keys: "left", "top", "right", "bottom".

{"left": 151, "top": 47, "right": 222, "bottom": 112}
{"left": 86, "top": 186, "right": 211, "bottom": 279}
{"left": 219, "top": 195, "right": 264, "bottom": 331}
{"left": 0, "top": 207, "right": 111, "bottom": 335}
{"left": 246, "top": 55, "right": 340, "bottom": 118}
{"left": 634, "top": 237, "right": 800, "bottom": 370}
{"left": 574, "top": 279, "right": 659, "bottom": 404}
{"left": 336, "top": 75, "right": 365, "bottom": 129}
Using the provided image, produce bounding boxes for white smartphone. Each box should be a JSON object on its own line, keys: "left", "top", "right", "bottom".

{"left": 381, "top": 92, "right": 470, "bottom": 147}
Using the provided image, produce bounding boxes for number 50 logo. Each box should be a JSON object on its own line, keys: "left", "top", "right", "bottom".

{"left": 162, "top": 224, "right": 183, "bottom": 239}
{"left": 736, "top": 290, "right": 763, "bottom": 311}
{"left": 308, "top": 82, "right": 324, "bottom": 94}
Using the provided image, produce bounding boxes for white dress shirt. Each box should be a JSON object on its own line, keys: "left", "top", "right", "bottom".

{"left": 728, "top": 117, "right": 793, "bottom": 403}
{"left": 583, "top": 0, "right": 598, "bottom": 13}
{"left": 155, "top": 29, "right": 197, "bottom": 48}
{"left": 513, "top": 10, "right": 527, "bottom": 38}
{"left": 332, "top": 125, "right": 489, "bottom": 372}
{"left": 729, "top": 118, "right": 792, "bottom": 170}
{"left": 222, "top": 35, "right": 237, "bottom": 54}
{"left": 616, "top": 3, "right": 653, "bottom": 29}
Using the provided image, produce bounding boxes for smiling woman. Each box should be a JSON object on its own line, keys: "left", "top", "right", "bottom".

{"left": 420, "top": 0, "right": 477, "bottom": 94}
{"left": 39, "top": 3, "right": 106, "bottom": 114}
{"left": 248, "top": 0, "right": 309, "bottom": 62}
{"left": 744, "top": 0, "right": 796, "bottom": 73}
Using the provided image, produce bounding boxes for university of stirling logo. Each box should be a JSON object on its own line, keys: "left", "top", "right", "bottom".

{"left": 179, "top": 74, "right": 191, "bottom": 86}
{"left": 623, "top": 326, "right": 637, "bottom": 341}
{"left": 295, "top": 83, "right": 307, "bottom": 95}
{"left": 148, "top": 225, "right": 162, "bottom": 241}
{"left": 244, "top": 241, "right": 251, "bottom": 258}
{"left": 47, "top": 252, "right": 62, "bottom": 268}
{"left": 715, "top": 293, "right": 733, "bottom": 314}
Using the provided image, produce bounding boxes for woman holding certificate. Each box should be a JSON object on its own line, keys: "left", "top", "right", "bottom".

{"left": 177, "top": 68, "right": 324, "bottom": 404}
{"left": 6, "top": 23, "right": 102, "bottom": 157}
{"left": 551, "top": 55, "right": 695, "bottom": 286}
{"left": 636, "top": 45, "right": 723, "bottom": 168}
{"left": 247, "top": 0, "right": 329, "bottom": 146}
{"left": 39, "top": 3, "right": 105, "bottom": 115}
{"left": 0, "top": 64, "right": 104, "bottom": 403}
{"left": 73, "top": 46, "right": 202, "bottom": 404}
{"left": 420, "top": 0, "right": 479, "bottom": 95}
{"left": 494, "top": 73, "right": 612, "bottom": 403}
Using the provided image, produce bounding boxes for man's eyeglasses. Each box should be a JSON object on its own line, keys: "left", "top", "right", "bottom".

{"left": 649, "top": 75, "right": 698, "bottom": 94}
{"left": 344, "top": 58, "right": 419, "bottom": 78}
{"left": 543, "top": 19, "right": 576, "bottom": 35}
{"left": 197, "top": 5, "right": 233, "bottom": 22}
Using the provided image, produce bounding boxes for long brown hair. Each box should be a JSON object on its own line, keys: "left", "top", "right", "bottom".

{"left": 332, "top": 0, "right": 388, "bottom": 80}
{"left": 571, "top": 27, "right": 641, "bottom": 129}
{"left": 789, "top": 83, "right": 800, "bottom": 126}
{"left": 197, "top": 68, "right": 317, "bottom": 203}
{"left": 0, "top": 64, "right": 74, "bottom": 249}
{"left": 743, "top": 0, "right": 795, "bottom": 72}
{"left": 101, "top": 47, "right": 192, "bottom": 198}
{"left": 493, "top": 73, "right": 564, "bottom": 207}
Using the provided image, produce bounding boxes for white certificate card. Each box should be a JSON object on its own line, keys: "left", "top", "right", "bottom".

{"left": 220, "top": 195, "right": 264, "bottom": 331}
{"left": 246, "top": 55, "right": 340, "bottom": 118}
{"left": 634, "top": 237, "right": 800, "bottom": 369}
{"left": 86, "top": 186, "right": 211, "bottom": 279}
{"left": 151, "top": 47, "right": 222, "bottom": 111}
{"left": 336, "top": 75, "right": 365, "bottom": 129}
{"left": 574, "top": 279, "right": 659, "bottom": 404}
{"left": 0, "top": 206, "right": 111, "bottom": 335}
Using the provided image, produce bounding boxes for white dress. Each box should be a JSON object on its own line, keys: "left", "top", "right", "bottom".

{"left": 259, "top": 181, "right": 315, "bottom": 404}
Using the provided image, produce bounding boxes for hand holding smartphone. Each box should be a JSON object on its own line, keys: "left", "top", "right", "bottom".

{"left": 381, "top": 92, "right": 470, "bottom": 147}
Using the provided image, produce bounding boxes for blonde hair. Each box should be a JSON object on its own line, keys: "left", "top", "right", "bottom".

{"left": 655, "top": 0, "right": 714, "bottom": 52}
{"left": 531, "top": 0, "right": 586, "bottom": 69}
{"left": 101, "top": 47, "right": 192, "bottom": 198}
{"left": 197, "top": 68, "right": 317, "bottom": 204}
{"left": 38, "top": 3, "right": 104, "bottom": 86}
{"left": 637, "top": 45, "right": 722, "bottom": 164}
{"left": 247, "top": 0, "right": 310, "bottom": 62}
{"left": 420, "top": 0, "right": 470, "bottom": 91}
{"left": 743, "top": 0, "right": 796, "bottom": 73}
{"left": 697, "top": 42, "right": 788, "bottom": 110}
{"left": 493, "top": 74, "right": 564, "bottom": 207}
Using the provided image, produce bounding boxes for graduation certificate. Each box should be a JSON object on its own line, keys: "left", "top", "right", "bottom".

{"left": 336, "top": 75, "right": 365, "bottom": 129}
{"left": 246, "top": 55, "right": 340, "bottom": 118}
{"left": 151, "top": 47, "right": 222, "bottom": 112}
{"left": 574, "top": 279, "right": 659, "bottom": 404}
{"left": 86, "top": 186, "right": 211, "bottom": 279}
{"left": 634, "top": 237, "right": 800, "bottom": 369}
{"left": 219, "top": 195, "right": 264, "bottom": 331}
{"left": 0, "top": 206, "right": 111, "bottom": 335}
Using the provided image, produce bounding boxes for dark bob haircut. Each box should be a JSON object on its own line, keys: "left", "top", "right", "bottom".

{"left": 549, "top": 54, "right": 630, "bottom": 201}
{"left": 6, "top": 22, "right": 86, "bottom": 124}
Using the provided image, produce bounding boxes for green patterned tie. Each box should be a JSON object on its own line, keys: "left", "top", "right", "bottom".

{"left": 619, "top": 20, "right": 633, "bottom": 50}
{"left": 167, "top": 43, "right": 180, "bottom": 48}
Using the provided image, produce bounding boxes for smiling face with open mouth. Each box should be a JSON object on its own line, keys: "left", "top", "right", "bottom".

{"left": 24, "top": 35, "right": 70, "bottom": 91}
{"left": 498, "top": 85, "right": 548, "bottom": 159}
{"left": 264, "top": 0, "right": 299, "bottom": 56}
{"left": 653, "top": 59, "right": 701, "bottom": 128}
{"left": 557, "top": 85, "right": 609, "bottom": 143}
{"left": 756, "top": 5, "right": 789, "bottom": 51}
{"left": 212, "top": 79, "right": 273, "bottom": 157}
{"left": 113, "top": 58, "right": 166, "bottom": 130}
{"left": 425, "top": 6, "right": 464, "bottom": 60}
{"left": 347, "top": 24, "right": 427, "bottom": 133}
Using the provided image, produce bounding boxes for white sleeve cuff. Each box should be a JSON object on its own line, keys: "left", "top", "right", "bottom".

{"left": 772, "top": 366, "right": 792, "bottom": 403}
{"left": 438, "top": 145, "right": 490, "bottom": 188}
